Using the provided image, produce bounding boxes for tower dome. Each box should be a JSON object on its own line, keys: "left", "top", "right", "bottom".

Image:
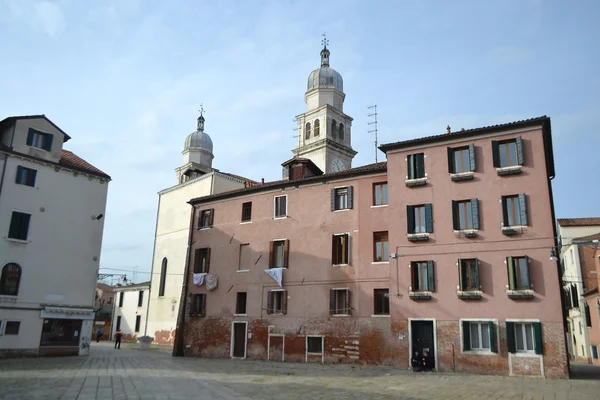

{"left": 184, "top": 114, "right": 213, "bottom": 153}
{"left": 307, "top": 44, "right": 343, "bottom": 92}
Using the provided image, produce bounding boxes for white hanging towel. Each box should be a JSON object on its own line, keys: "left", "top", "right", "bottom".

{"left": 193, "top": 273, "right": 207, "bottom": 286}
{"left": 264, "top": 268, "right": 284, "bottom": 288}
{"left": 205, "top": 274, "right": 218, "bottom": 290}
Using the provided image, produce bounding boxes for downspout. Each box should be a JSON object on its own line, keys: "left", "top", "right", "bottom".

{"left": 144, "top": 193, "right": 162, "bottom": 337}
{"left": 173, "top": 203, "right": 197, "bottom": 357}
{"left": 0, "top": 123, "right": 17, "bottom": 207}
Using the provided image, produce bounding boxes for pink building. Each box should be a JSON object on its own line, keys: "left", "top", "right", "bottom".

{"left": 177, "top": 116, "right": 568, "bottom": 378}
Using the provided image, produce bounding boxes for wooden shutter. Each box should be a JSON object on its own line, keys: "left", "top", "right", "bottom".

{"left": 330, "top": 189, "right": 336, "bottom": 211}
{"left": 506, "top": 322, "right": 516, "bottom": 353}
{"left": 329, "top": 289, "right": 336, "bottom": 315}
{"left": 426, "top": 261, "right": 435, "bottom": 292}
{"left": 489, "top": 321, "right": 497, "bottom": 353}
{"left": 501, "top": 197, "right": 509, "bottom": 226}
{"left": 208, "top": 208, "right": 214, "bottom": 226}
{"left": 518, "top": 194, "right": 528, "bottom": 226}
{"left": 205, "top": 248, "right": 211, "bottom": 273}
{"left": 406, "top": 206, "right": 415, "bottom": 233}
{"left": 447, "top": 148, "right": 454, "bottom": 173}
{"left": 44, "top": 134, "right": 53, "bottom": 151}
{"left": 15, "top": 166, "right": 23, "bottom": 183}
{"left": 462, "top": 320, "right": 471, "bottom": 350}
{"left": 347, "top": 186, "right": 354, "bottom": 209}
{"left": 269, "top": 241, "right": 275, "bottom": 269}
{"left": 451, "top": 201, "right": 459, "bottom": 230}
{"left": 533, "top": 322, "right": 543, "bottom": 354}
{"left": 473, "top": 258, "right": 480, "bottom": 289}
{"left": 458, "top": 259, "right": 464, "bottom": 291}
{"left": 283, "top": 240, "right": 290, "bottom": 268}
{"left": 425, "top": 204, "right": 433, "bottom": 233}
{"left": 26, "top": 129, "right": 34, "bottom": 146}
{"left": 471, "top": 199, "right": 480, "bottom": 230}
{"left": 491, "top": 140, "right": 500, "bottom": 167}
{"left": 200, "top": 294, "right": 206, "bottom": 317}
{"left": 345, "top": 289, "right": 351, "bottom": 315}
{"left": 29, "top": 169, "right": 37, "bottom": 186}
{"left": 282, "top": 290, "right": 288, "bottom": 315}
{"left": 417, "top": 154, "right": 425, "bottom": 178}
{"left": 469, "top": 144, "right": 476, "bottom": 171}
{"left": 343, "top": 234, "right": 349, "bottom": 264}
{"left": 193, "top": 249, "right": 202, "bottom": 273}
{"left": 266, "top": 291, "right": 273, "bottom": 315}
{"left": 507, "top": 257, "right": 515, "bottom": 290}
{"left": 516, "top": 136, "right": 524, "bottom": 165}
{"left": 332, "top": 235, "right": 338, "bottom": 264}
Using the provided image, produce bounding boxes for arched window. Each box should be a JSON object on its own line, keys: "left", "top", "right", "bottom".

{"left": 305, "top": 122, "right": 311, "bottom": 140}
{"left": 314, "top": 119, "right": 320, "bottom": 136}
{"left": 339, "top": 123, "right": 344, "bottom": 140}
{"left": 0, "top": 263, "right": 21, "bottom": 296}
{"left": 331, "top": 119, "right": 337, "bottom": 139}
{"left": 159, "top": 258, "right": 167, "bottom": 297}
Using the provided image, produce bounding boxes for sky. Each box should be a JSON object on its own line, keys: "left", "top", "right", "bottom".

{"left": 1, "top": 0, "right": 599, "bottom": 283}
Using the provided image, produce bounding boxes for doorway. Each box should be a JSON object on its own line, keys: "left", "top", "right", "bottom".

{"left": 231, "top": 322, "right": 247, "bottom": 359}
{"left": 410, "top": 319, "right": 436, "bottom": 369}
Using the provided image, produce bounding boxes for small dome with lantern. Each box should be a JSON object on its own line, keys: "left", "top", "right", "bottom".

{"left": 307, "top": 41, "right": 344, "bottom": 93}
{"left": 184, "top": 113, "right": 213, "bottom": 154}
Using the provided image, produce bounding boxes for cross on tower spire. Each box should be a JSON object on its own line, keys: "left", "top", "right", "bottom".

{"left": 197, "top": 104, "right": 205, "bottom": 131}
{"left": 321, "top": 33, "right": 329, "bottom": 50}
{"left": 320, "top": 33, "right": 330, "bottom": 67}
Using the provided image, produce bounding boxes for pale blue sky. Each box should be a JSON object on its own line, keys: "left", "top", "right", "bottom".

{"left": 1, "top": 0, "right": 598, "bottom": 282}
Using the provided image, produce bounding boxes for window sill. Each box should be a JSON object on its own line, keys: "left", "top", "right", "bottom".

{"left": 453, "top": 229, "right": 478, "bottom": 238}
{"left": 5, "top": 237, "right": 29, "bottom": 244}
{"left": 407, "top": 233, "right": 430, "bottom": 242}
{"left": 409, "top": 291, "right": 432, "bottom": 300}
{"left": 457, "top": 290, "right": 483, "bottom": 300}
{"left": 273, "top": 216, "right": 288, "bottom": 220}
{"left": 234, "top": 314, "right": 247, "bottom": 317}
{"left": 331, "top": 314, "right": 351, "bottom": 317}
{"left": 450, "top": 172, "right": 474, "bottom": 181}
{"left": 462, "top": 350, "right": 497, "bottom": 356}
{"left": 239, "top": 221, "right": 252, "bottom": 225}
{"left": 332, "top": 263, "right": 350, "bottom": 267}
{"left": 197, "top": 227, "right": 212, "bottom": 231}
{"left": 307, "top": 351, "right": 324, "bottom": 356}
{"left": 236, "top": 269, "right": 250, "bottom": 273}
{"left": 405, "top": 178, "right": 427, "bottom": 187}
{"left": 501, "top": 226, "right": 526, "bottom": 236}
{"left": 370, "top": 204, "right": 388, "bottom": 208}
{"left": 333, "top": 208, "right": 351, "bottom": 212}
{"left": 496, "top": 166, "right": 522, "bottom": 176}
{"left": 371, "top": 314, "right": 390, "bottom": 318}
{"left": 269, "top": 312, "right": 285, "bottom": 316}
{"left": 506, "top": 290, "right": 534, "bottom": 299}
{"left": 371, "top": 261, "right": 389, "bottom": 265}
{"left": 511, "top": 351, "right": 538, "bottom": 357}
{"left": 0, "top": 295, "right": 18, "bottom": 303}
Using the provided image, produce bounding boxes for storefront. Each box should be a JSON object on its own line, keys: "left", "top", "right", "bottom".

{"left": 39, "top": 306, "right": 94, "bottom": 356}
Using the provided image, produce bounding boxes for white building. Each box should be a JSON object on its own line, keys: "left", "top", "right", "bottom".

{"left": 557, "top": 218, "right": 600, "bottom": 361}
{"left": 111, "top": 282, "right": 150, "bottom": 341}
{"left": 0, "top": 115, "right": 110, "bottom": 356}
{"left": 146, "top": 113, "right": 252, "bottom": 345}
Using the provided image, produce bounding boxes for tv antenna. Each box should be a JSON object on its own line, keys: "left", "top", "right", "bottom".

{"left": 292, "top": 118, "right": 301, "bottom": 148}
{"left": 368, "top": 105, "right": 378, "bottom": 162}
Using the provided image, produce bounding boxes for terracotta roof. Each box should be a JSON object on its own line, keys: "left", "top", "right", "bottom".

{"left": 59, "top": 150, "right": 111, "bottom": 180}
{"left": 0, "top": 114, "right": 72, "bottom": 142}
{"left": 557, "top": 218, "right": 600, "bottom": 227}
{"left": 571, "top": 232, "right": 600, "bottom": 242}
{"left": 189, "top": 161, "right": 387, "bottom": 205}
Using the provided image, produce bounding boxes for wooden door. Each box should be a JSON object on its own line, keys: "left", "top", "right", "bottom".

{"left": 232, "top": 323, "right": 246, "bottom": 358}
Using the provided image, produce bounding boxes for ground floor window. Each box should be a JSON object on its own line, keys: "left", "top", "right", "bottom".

{"left": 40, "top": 319, "right": 82, "bottom": 346}
{"left": 306, "top": 336, "right": 323, "bottom": 354}
{"left": 592, "top": 345, "right": 599, "bottom": 359}
{"left": 4, "top": 321, "right": 20, "bottom": 335}
{"left": 462, "top": 320, "right": 497, "bottom": 352}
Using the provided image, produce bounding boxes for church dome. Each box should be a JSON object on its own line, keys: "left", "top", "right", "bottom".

{"left": 184, "top": 114, "right": 213, "bottom": 153}
{"left": 307, "top": 44, "right": 343, "bottom": 92}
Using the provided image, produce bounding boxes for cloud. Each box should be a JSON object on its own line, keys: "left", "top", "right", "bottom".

{"left": 32, "top": 1, "right": 65, "bottom": 37}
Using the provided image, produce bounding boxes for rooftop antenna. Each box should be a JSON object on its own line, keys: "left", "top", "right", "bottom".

{"left": 292, "top": 118, "right": 301, "bottom": 148}
{"left": 368, "top": 105, "right": 378, "bottom": 162}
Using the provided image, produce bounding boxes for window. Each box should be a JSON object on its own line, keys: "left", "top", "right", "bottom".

{"left": 314, "top": 119, "right": 320, "bottom": 136}
{"left": 307, "top": 336, "right": 323, "bottom": 354}
{"left": 462, "top": 321, "right": 497, "bottom": 352}
{"left": 236, "top": 292, "right": 247, "bottom": 314}
{"left": 269, "top": 240, "right": 289, "bottom": 269}
{"left": 507, "top": 322, "right": 542, "bottom": 354}
{"left": 373, "top": 231, "right": 389, "bottom": 262}
{"left": 107, "top": 297, "right": 113, "bottom": 304}
{"left": 305, "top": 122, "right": 311, "bottom": 139}
{"left": 374, "top": 289, "right": 390, "bottom": 315}
{"left": 118, "top": 292, "right": 124, "bottom": 307}
{"left": 507, "top": 256, "right": 530, "bottom": 290}
{"left": 332, "top": 234, "right": 349, "bottom": 265}
{"left": 116, "top": 316, "right": 121, "bottom": 330}
{"left": 190, "top": 293, "right": 206, "bottom": 316}
{"left": 459, "top": 259, "right": 480, "bottom": 291}
{"left": 274, "top": 195, "right": 287, "bottom": 218}
{"left": 452, "top": 199, "right": 479, "bottom": 230}
{"left": 241, "top": 202, "right": 252, "bottom": 222}
{"left": 267, "top": 290, "right": 287, "bottom": 315}
{"left": 585, "top": 303, "right": 592, "bottom": 327}
{"left": 238, "top": 243, "right": 251, "bottom": 271}
{"left": 406, "top": 204, "right": 433, "bottom": 234}
{"left": 8, "top": 211, "right": 31, "bottom": 241}
{"left": 0, "top": 263, "right": 21, "bottom": 296}
{"left": 26, "top": 128, "right": 53, "bottom": 151}
{"left": 135, "top": 315, "right": 141, "bottom": 332}
{"left": 407, "top": 153, "right": 425, "bottom": 179}
{"left": 194, "top": 248, "right": 211, "bottom": 273}
{"left": 198, "top": 208, "right": 214, "bottom": 229}
{"left": 592, "top": 345, "right": 599, "bottom": 360}
{"left": 331, "top": 119, "right": 337, "bottom": 139}
{"left": 569, "top": 249, "right": 574, "bottom": 265}
{"left": 15, "top": 166, "right": 37, "bottom": 187}
{"left": 570, "top": 285, "right": 579, "bottom": 308}
{"left": 4, "top": 321, "right": 20, "bottom": 335}
{"left": 329, "top": 288, "right": 351, "bottom": 315}
{"left": 448, "top": 145, "right": 475, "bottom": 173}
{"left": 492, "top": 137, "right": 523, "bottom": 168}
{"left": 137, "top": 291, "right": 144, "bottom": 307}
{"left": 331, "top": 186, "right": 353, "bottom": 211}
{"left": 373, "top": 182, "right": 388, "bottom": 206}
{"left": 411, "top": 261, "right": 435, "bottom": 292}
{"left": 159, "top": 257, "right": 167, "bottom": 297}
{"left": 502, "top": 194, "right": 528, "bottom": 227}
{"left": 338, "top": 123, "right": 344, "bottom": 140}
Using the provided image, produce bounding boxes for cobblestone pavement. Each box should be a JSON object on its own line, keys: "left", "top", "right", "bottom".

{"left": 0, "top": 342, "right": 599, "bottom": 400}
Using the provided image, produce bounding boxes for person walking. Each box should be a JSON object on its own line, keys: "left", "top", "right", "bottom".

{"left": 114, "top": 329, "right": 123, "bottom": 349}
{"left": 95, "top": 328, "right": 103, "bottom": 343}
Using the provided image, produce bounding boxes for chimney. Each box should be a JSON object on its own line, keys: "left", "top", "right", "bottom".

{"left": 261, "top": 178, "right": 265, "bottom": 185}
{"left": 446, "top": 125, "right": 451, "bottom": 134}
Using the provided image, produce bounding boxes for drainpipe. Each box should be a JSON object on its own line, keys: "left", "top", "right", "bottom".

{"left": 391, "top": 246, "right": 401, "bottom": 297}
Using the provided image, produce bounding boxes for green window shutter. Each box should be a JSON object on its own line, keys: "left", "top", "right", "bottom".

{"left": 426, "top": 261, "right": 435, "bottom": 292}
{"left": 451, "top": 200, "right": 459, "bottom": 230}
{"left": 462, "top": 320, "right": 471, "bottom": 350}
{"left": 332, "top": 235, "right": 337, "bottom": 264}
{"left": 473, "top": 258, "right": 480, "bottom": 289}
{"left": 489, "top": 321, "right": 497, "bottom": 353}
{"left": 507, "top": 256, "right": 515, "bottom": 290}
{"left": 406, "top": 206, "right": 415, "bottom": 233}
{"left": 44, "top": 134, "right": 53, "bottom": 151}
{"left": 347, "top": 186, "right": 354, "bottom": 209}
{"left": 417, "top": 154, "right": 425, "bottom": 178}
{"left": 516, "top": 136, "right": 524, "bottom": 165}
{"left": 469, "top": 144, "right": 476, "bottom": 171}
{"left": 501, "top": 196, "right": 509, "bottom": 226}
{"left": 447, "top": 147, "right": 454, "bottom": 173}
{"left": 491, "top": 140, "right": 500, "bottom": 167}
{"left": 458, "top": 259, "right": 464, "bottom": 291}
{"left": 471, "top": 199, "right": 480, "bottom": 230}
{"left": 329, "top": 289, "right": 336, "bottom": 315}
{"left": 518, "top": 194, "right": 528, "bottom": 226}
{"left": 533, "top": 322, "right": 543, "bottom": 354}
{"left": 425, "top": 204, "right": 433, "bottom": 233}
{"left": 26, "top": 129, "right": 34, "bottom": 146}
{"left": 506, "top": 322, "right": 516, "bottom": 353}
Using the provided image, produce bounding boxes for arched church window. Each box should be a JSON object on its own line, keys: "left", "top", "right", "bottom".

{"left": 339, "top": 123, "right": 344, "bottom": 141}
{"left": 305, "top": 122, "right": 311, "bottom": 140}
{"left": 331, "top": 120, "right": 337, "bottom": 139}
{"left": 314, "top": 119, "right": 320, "bottom": 137}
{"left": 0, "top": 263, "right": 21, "bottom": 296}
{"left": 159, "top": 258, "right": 167, "bottom": 297}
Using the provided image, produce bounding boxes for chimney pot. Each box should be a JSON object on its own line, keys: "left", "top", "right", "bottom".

{"left": 446, "top": 125, "right": 451, "bottom": 134}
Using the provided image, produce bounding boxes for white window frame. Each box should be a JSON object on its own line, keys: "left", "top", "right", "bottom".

{"left": 2, "top": 319, "right": 21, "bottom": 335}
{"left": 459, "top": 318, "right": 499, "bottom": 355}
{"left": 333, "top": 186, "right": 350, "bottom": 211}
{"left": 514, "top": 322, "right": 535, "bottom": 353}
{"left": 273, "top": 195, "right": 288, "bottom": 219}
{"left": 305, "top": 335, "right": 324, "bottom": 363}
{"left": 331, "top": 287, "right": 351, "bottom": 316}
{"left": 270, "top": 289, "right": 286, "bottom": 315}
